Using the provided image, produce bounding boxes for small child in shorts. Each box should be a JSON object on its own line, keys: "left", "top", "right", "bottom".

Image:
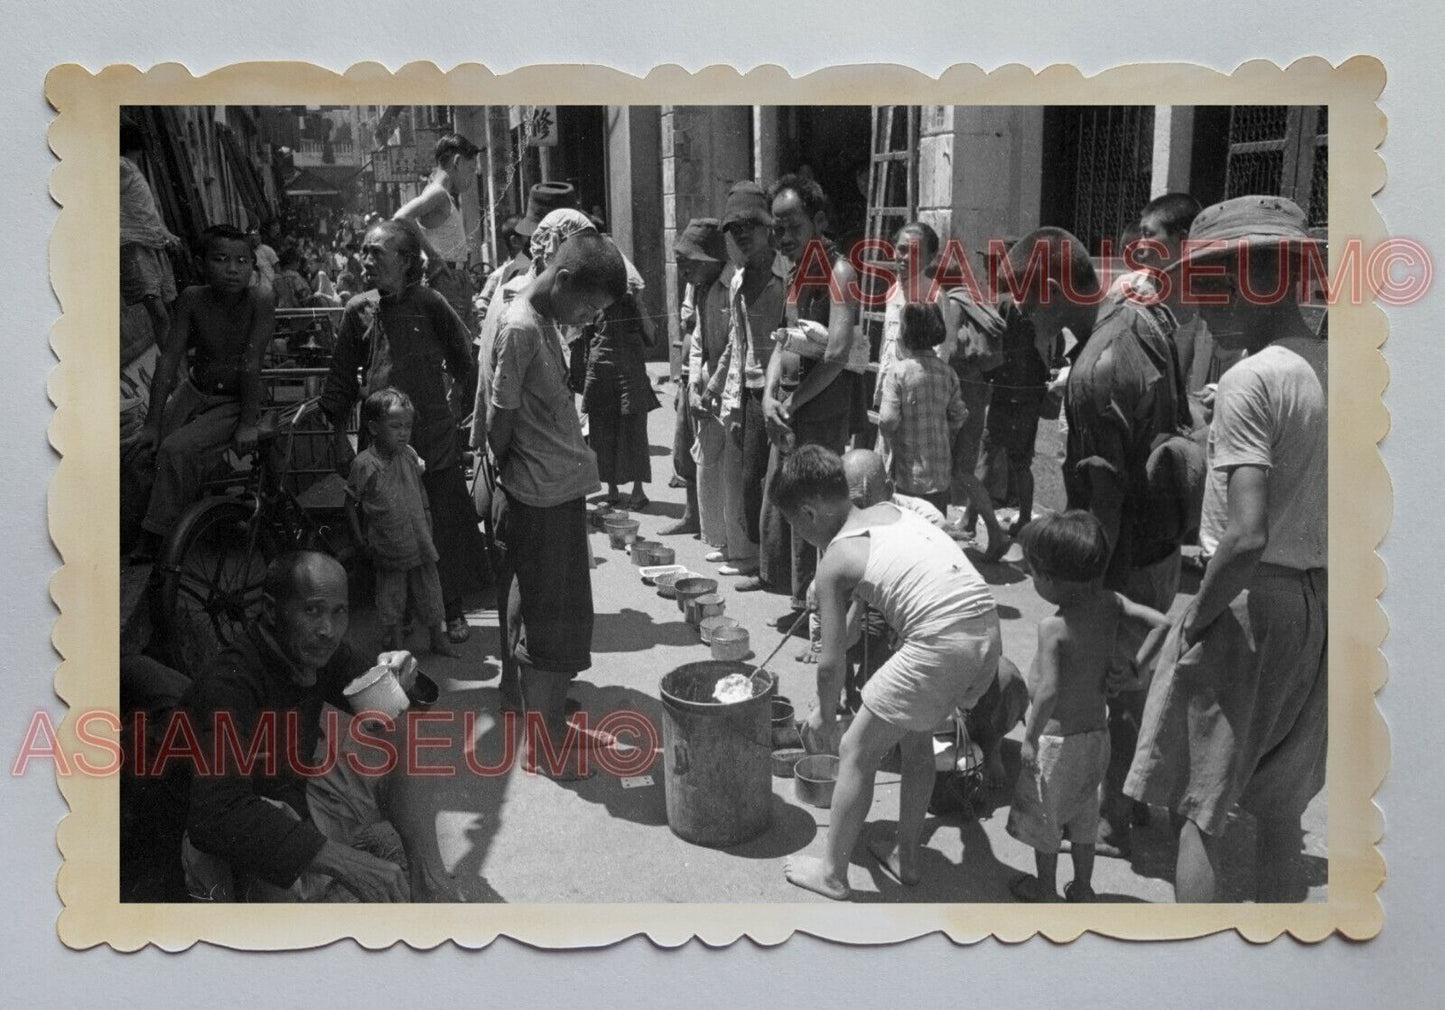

{"left": 348, "top": 387, "right": 460, "bottom": 658}
{"left": 1006, "top": 510, "right": 1169, "bottom": 901}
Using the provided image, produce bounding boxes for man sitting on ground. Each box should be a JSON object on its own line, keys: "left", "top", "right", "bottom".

{"left": 169, "top": 552, "right": 415, "bottom": 902}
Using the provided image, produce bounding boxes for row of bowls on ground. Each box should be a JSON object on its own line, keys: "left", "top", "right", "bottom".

{"left": 595, "top": 505, "right": 839, "bottom": 807}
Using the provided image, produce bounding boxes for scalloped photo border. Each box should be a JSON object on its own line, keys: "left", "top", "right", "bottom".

{"left": 45, "top": 58, "right": 1389, "bottom": 950}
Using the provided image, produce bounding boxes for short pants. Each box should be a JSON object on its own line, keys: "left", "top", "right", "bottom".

{"left": 492, "top": 488, "right": 593, "bottom": 676}
{"left": 373, "top": 561, "right": 445, "bottom": 629}
{"left": 1006, "top": 727, "right": 1110, "bottom": 855}
{"left": 982, "top": 395, "right": 1044, "bottom": 467}
{"left": 861, "top": 610, "right": 1001, "bottom": 733}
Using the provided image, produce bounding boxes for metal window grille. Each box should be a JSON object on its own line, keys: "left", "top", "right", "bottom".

{"left": 1070, "top": 106, "right": 1155, "bottom": 254}
{"left": 1225, "top": 105, "right": 1327, "bottom": 226}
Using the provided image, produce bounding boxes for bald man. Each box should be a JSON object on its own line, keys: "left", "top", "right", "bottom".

{"left": 814, "top": 451, "right": 1026, "bottom": 787}
{"left": 173, "top": 551, "right": 414, "bottom": 902}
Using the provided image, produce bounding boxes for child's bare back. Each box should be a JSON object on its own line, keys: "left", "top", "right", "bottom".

{"left": 1030, "top": 590, "right": 1119, "bottom": 737}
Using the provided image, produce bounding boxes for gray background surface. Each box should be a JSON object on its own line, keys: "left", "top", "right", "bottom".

{"left": 1, "top": 2, "right": 1438, "bottom": 1004}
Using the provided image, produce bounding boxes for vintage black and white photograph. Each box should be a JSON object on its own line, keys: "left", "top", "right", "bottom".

{"left": 106, "top": 97, "right": 1338, "bottom": 909}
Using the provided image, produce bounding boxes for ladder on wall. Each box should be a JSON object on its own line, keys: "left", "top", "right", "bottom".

{"left": 860, "top": 106, "right": 919, "bottom": 410}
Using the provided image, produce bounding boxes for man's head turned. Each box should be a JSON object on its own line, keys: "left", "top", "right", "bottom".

{"left": 261, "top": 551, "right": 349, "bottom": 674}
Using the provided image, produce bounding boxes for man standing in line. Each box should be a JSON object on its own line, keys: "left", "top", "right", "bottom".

{"left": 1002, "top": 226, "right": 1193, "bottom": 857}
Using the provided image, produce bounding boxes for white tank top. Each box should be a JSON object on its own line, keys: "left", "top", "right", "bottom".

{"left": 834, "top": 504, "right": 996, "bottom": 641}
{"left": 419, "top": 193, "right": 468, "bottom": 263}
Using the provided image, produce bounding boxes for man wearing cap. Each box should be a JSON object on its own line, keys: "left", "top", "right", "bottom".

{"left": 707, "top": 181, "right": 788, "bottom": 579}
{"left": 1125, "top": 196, "right": 1328, "bottom": 902}
{"left": 1002, "top": 225, "right": 1193, "bottom": 857}
{"left": 666, "top": 218, "right": 735, "bottom": 545}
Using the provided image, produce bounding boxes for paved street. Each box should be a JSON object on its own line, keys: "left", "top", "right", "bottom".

{"left": 353, "top": 366, "right": 1327, "bottom": 904}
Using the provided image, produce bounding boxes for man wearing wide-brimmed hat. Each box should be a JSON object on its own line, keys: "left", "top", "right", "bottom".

{"left": 1124, "top": 195, "right": 1328, "bottom": 902}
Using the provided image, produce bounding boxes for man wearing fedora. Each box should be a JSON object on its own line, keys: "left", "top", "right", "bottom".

{"left": 1001, "top": 225, "right": 1194, "bottom": 858}
{"left": 1125, "top": 196, "right": 1328, "bottom": 902}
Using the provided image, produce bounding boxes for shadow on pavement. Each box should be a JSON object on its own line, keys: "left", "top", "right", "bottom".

{"left": 389, "top": 689, "right": 516, "bottom": 903}
{"left": 714, "top": 795, "right": 820, "bottom": 859}
{"left": 849, "top": 818, "right": 1020, "bottom": 902}
{"left": 591, "top": 607, "right": 706, "bottom": 651}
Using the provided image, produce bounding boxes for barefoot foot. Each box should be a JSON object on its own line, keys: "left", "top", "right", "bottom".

{"left": 783, "top": 855, "right": 851, "bottom": 900}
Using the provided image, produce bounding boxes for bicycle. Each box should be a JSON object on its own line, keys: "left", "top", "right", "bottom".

{"left": 154, "top": 395, "right": 360, "bottom": 678}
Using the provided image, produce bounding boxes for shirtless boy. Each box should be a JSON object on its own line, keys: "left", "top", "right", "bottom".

{"left": 131, "top": 224, "right": 275, "bottom": 557}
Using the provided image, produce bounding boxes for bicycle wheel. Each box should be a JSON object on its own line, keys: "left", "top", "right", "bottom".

{"left": 157, "top": 497, "right": 278, "bottom": 678}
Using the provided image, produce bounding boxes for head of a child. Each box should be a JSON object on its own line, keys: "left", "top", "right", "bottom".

{"left": 542, "top": 232, "right": 628, "bottom": 327}
{"left": 433, "top": 132, "right": 480, "bottom": 182}
{"left": 198, "top": 225, "right": 255, "bottom": 296}
{"left": 363, "top": 387, "right": 415, "bottom": 457}
{"left": 897, "top": 300, "right": 946, "bottom": 355}
{"left": 1137, "top": 192, "right": 1202, "bottom": 271}
{"left": 1019, "top": 510, "right": 1109, "bottom": 606}
{"left": 770, "top": 444, "right": 853, "bottom": 549}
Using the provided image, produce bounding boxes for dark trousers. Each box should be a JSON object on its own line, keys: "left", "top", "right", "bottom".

{"left": 759, "top": 408, "right": 852, "bottom": 605}
{"left": 421, "top": 465, "right": 489, "bottom": 620}
{"left": 740, "top": 390, "right": 770, "bottom": 544}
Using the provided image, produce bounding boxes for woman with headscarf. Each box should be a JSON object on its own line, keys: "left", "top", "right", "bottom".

{"left": 578, "top": 260, "right": 658, "bottom": 510}
{"left": 468, "top": 207, "right": 598, "bottom": 454}
{"left": 322, "top": 220, "right": 488, "bottom": 644}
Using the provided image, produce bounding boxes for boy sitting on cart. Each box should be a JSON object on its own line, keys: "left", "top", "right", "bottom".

{"left": 129, "top": 224, "right": 276, "bottom": 560}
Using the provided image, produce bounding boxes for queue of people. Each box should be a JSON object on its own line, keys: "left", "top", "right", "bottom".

{"left": 118, "top": 115, "right": 1327, "bottom": 906}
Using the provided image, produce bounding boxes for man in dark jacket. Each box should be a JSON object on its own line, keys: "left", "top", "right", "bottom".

{"left": 173, "top": 551, "right": 411, "bottom": 901}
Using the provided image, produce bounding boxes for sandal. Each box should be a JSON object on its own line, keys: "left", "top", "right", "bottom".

{"left": 446, "top": 617, "right": 471, "bottom": 644}
{"left": 622, "top": 494, "right": 650, "bottom": 511}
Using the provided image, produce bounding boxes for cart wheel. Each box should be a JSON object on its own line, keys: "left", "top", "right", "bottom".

{"left": 156, "top": 498, "right": 278, "bottom": 678}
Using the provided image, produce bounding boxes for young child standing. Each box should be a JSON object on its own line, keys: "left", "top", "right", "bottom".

{"left": 349, "top": 387, "right": 460, "bottom": 659}
{"left": 877, "top": 301, "right": 967, "bottom": 516}
{"left": 1007, "top": 510, "right": 1169, "bottom": 901}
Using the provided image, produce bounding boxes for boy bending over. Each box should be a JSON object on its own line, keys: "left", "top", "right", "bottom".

{"left": 778, "top": 445, "right": 1001, "bottom": 900}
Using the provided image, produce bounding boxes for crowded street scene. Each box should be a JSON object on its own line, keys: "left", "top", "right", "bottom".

{"left": 115, "top": 102, "right": 1329, "bottom": 904}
